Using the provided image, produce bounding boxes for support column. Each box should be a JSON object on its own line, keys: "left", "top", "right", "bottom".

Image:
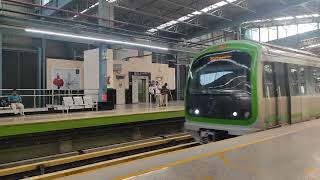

{"left": 39, "top": 39, "right": 47, "bottom": 107}
{"left": 176, "top": 64, "right": 180, "bottom": 100}
{"left": 98, "top": 45, "right": 107, "bottom": 103}
{"left": 98, "top": 0, "right": 114, "bottom": 107}
{"left": 0, "top": 32, "right": 2, "bottom": 94}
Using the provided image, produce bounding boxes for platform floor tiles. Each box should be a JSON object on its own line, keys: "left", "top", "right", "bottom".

{"left": 63, "top": 119, "right": 320, "bottom": 180}
{"left": 0, "top": 101, "right": 184, "bottom": 126}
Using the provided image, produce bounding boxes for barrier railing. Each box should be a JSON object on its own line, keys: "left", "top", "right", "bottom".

{"left": 0, "top": 89, "right": 99, "bottom": 109}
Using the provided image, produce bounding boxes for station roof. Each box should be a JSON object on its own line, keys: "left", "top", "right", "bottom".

{"left": 1, "top": 0, "right": 318, "bottom": 52}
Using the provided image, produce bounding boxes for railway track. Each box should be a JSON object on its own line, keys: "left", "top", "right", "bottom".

{"left": 0, "top": 133, "right": 198, "bottom": 180}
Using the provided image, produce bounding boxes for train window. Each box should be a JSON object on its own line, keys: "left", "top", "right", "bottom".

{"left": 263, "top": 63, "right": 275, "bottom": 97}
{"left": 288, "top": 66, "right": 299, "bottom": 96}
{"left": 313, "top": 68, "right": 320, "bottom": 93}
{"left": 304, "top": 67, "right": 314, "bottom": 95}
{"left": 274, "top": 63, "right": 288, "bottom": 97}
{"left": 299, "top": 67, "right": 307, "bottom": 95}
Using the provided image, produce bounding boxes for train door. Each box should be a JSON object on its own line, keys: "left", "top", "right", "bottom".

{"left": 287, "top": 65, "right": 302, "bottom": 123}
{"left": 263, "top": 62, "right": 290, "bottom": 127}
{"left": 274, "top": 63, "right": 290, "bottom": 125}
{"left": 263, "top": 63, "right": 278, "bottom": 127}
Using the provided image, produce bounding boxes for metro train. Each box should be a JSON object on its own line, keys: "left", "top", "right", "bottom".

{"left": 184, "top": 40, "right": 320, "bottom": 143}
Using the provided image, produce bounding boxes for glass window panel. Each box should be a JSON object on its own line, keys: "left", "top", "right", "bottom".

{"left": 286, "top": 25, "right": 298, "bottom": 37}
{"left": 260, "top": 27, "right": 268, "bottom": 42}
{"left": 42, "top": 0, "right": 50, "bottom": 5}
{"left": 298, "top": 23, "right": 318, "bottom": 33}
{"left": 268, "top": 27, "right": 277, "bottom": 41}
{"left": 251, "top": 28, "right": 260, "bottom": 41}
{"left": 278, "top": 26, "right": 287, "bottom": 39}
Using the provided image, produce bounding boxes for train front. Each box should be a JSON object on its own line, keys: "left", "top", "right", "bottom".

{"left": 185, "top": 48, "right": 257, "bottom": 143}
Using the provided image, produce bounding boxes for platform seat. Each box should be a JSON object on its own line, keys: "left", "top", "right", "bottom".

{"left": 83, "top": 96, "right": 98, "bottom": 111}
{"left": 62, "top": 97, "right": 82, "bottom": 113}
{"left": 62, "top": 96, "right": 98, "bottom": 113}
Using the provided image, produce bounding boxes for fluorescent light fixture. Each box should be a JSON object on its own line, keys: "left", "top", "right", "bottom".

{"left": 312, "top": 14, "right": 320, "bottom": 17}
{"left": 73, "top": 0, "right": 117, "bottom": 18}
{"left": 302, "top": 43, "right": 320, "bottom": 49}
{"left": 296, "top": 15, "right": 312, "bottom": 19}
{"left": 226, "top": 0, "right": 237, "bottom": 2}
{"left": 25, "top": 28, "right": 168, "bottom": 51}
{"left": 274, "top": 16, "right": 294, "bottom": 21}
{"left": 215, "top": 1, "right": 228, "bottom": 7}
{"left": 201, "top": 5, "right": 218, "bottom": 12}
{"left": 192, "top": 11, "right": 203, "bottom": 15}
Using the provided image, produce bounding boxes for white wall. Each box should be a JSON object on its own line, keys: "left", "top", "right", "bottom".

{"left": 84, "top": 48, "right": 99, "bottom": 101}
{"left": 84, "top": 49, "right": 99, "bottom": 91}
{"left": 113, "top": 54, "right": 176, "bottom": 89}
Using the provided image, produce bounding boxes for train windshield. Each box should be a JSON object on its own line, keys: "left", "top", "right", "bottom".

{"left": 186, "top": 51, "right": 252, "bottom": 120}
{"left": 189, "top": 51, "right": 251, "bottom": 94}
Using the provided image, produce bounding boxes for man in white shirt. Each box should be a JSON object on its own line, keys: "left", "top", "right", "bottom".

{"left": 155, "top": 81, "right": 161, "bottom": 107}
{"left": 148, "top": 83, "right": 155, "bottom": 104}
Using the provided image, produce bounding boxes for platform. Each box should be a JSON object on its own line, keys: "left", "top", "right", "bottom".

{"left": 0, "top": 101, "right": 184, "bottom": 137}
{"left": 62, "top": 119, "right": 320, "bottom": 180}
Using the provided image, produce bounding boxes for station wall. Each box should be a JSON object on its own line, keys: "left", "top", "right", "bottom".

{"left": 113, "top": 55, "right": 176, "bottom": 89}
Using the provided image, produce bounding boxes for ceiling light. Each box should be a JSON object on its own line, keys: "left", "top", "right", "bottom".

{"left": 312, "top": 14, "right": 320, "bottom": 17}
{"left": 200, "top": 5, "right": 218, "bottom": 12}
{"left": 177, "top": 15, "right": 191, "bottom": 21}
{"left": 192, "top": 11, "right": 202, "bottom": 15}
{"left": 215, "top": 1, "right": 228, "bottom": 7}
{"left": 226, "top": 0, "right": 237, "bottom": 2}
{"left": 25, "top": 29, "right": 168, "bottom": 51}
{"left": 274, "top": 16, "right": 294, "bottom": 21}
{"left": 303, "top": 43, "right": 320, "bottom": 49}
{"left": 296, "top": 15, "right": 312, "bottom": 19}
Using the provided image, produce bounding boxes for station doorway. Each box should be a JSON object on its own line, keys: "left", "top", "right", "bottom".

{"left": 132, "top": 76, "right": 148, "bottom": 104}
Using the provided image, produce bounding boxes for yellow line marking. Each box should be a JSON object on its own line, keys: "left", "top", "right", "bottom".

{"left": 22, "top": 143, "right": 196, "bottom": 180}
{"left": 0, "top": 134, "right": 191, "bottom": 177}
{"left": 112, "top": 123, "right": 319, "bottom": 180}
{"left": 196, "top": 176, "right": 215, "bottom": 180}
{"left": 216, "top": 153, "right": 230, "bottom": 166}
{"left": 305, "top": 167, "right": 317, "bottom": 175}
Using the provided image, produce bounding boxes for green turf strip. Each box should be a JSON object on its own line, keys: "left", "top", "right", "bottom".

{"left": 0, "top": 111, "right": 185, "bottom": 137}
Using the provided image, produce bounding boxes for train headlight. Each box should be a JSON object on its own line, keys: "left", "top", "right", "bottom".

{"left": 194, "top": 109, "right": 200, "bottom": 115}
{"left": 233, "top": 112, "right": 238, "bottom": 117}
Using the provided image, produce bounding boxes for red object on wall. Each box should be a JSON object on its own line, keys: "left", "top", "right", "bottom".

{"left": 102, "top": 94, "right": 107, "bottom": 102}
{"left": 53, "top": 78, "right": 64, "bottom": 88}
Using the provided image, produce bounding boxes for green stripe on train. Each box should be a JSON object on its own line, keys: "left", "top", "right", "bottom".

{"left": 0, "top": 111, "right": 184, "bottom": 137}
{"left": 186, "top": 40, "right": 261, "bottom": 126}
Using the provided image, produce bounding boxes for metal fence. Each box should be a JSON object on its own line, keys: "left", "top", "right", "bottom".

{"left": 0, "top": 89, "right": 99, "bottom": 108}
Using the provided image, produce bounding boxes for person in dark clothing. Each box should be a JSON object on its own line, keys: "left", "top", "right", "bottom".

{"left": 161, "top": 83, "right": 169, "bottom": 106}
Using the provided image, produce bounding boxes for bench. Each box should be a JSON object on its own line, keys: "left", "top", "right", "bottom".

{"left": 62, "top": 96, "right": 98, "bottom": 114}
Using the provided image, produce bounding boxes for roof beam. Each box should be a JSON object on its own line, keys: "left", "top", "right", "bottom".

{"left": 186, "top": 0, "right": 314, "bottom": 38}
{"left": 41, "top": 0, "right": 73, "bottom": 16}
{"left": 109, "top": 3, "right": 208, "bottom": 29}
{"left": 158, "top": 0, "right": 232, "bottom": 21}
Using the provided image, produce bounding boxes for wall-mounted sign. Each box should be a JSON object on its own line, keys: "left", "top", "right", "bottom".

{"left": 209, "top": 55, "right": 232, "bottom": 62}
{"left": 52, "top": 68, "right": 81, "bottom": 90}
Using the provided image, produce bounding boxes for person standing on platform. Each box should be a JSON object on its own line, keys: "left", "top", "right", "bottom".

{"left": 8, "top": 89, "right": 24, "bottom": 116}
{"left": 148, "top": 83, "right": 155, "bottom": 105}
{"left": 161, "top": 83, "right": 169, "bottom": 107}
{"left": 155, "top": 81, "right": 162, "bottom": 107}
